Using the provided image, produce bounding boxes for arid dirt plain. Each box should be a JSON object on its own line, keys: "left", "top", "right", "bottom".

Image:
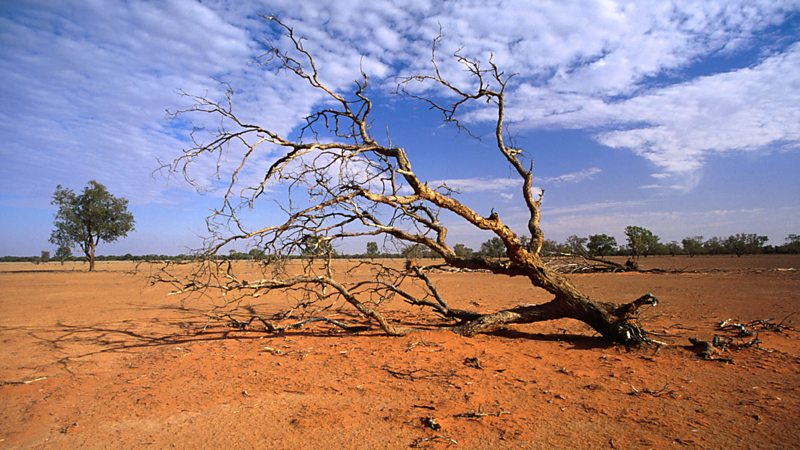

{"left": 1, "top": 255, "right": 799, "bottom": 449}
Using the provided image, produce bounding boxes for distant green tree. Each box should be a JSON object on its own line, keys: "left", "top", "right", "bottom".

{"left": 479, "top": 237, "right": 506, "bottom": 257}
{"left": 783, "top": 234, "right": 800, "bottom": 253}
{"left": 228, "top": 249, "right": 249, "bottom": 259}
{"left": 400, "top": 243, "right": 434, "bottom": 259}
{"left": 724, "top": 233, "right": 768, "bottom": 257}
{"left": 366, "top": 241, "right": 380, "bottom": 258}
{"left": 624, "top": 225, "right": 659, "bottom": 258}
{"left": 565, "top": 235, "right": 588, "bottom": 255}
{"left": 703, "top": 237, "right": 725, "bottom": 255}
{"left": 681, "top": 236, "right": 705, "bottom": 257}
{"left": 587, "top": 234, "right": 617, "bottom": 257}
{"left": 49, "top": 181, "right": 135, "bottom": 272}
{"left": 55, "top": 245, "right": 72, "bottom": 264}
{"left": 40, "top": 250, "right": 50, "bottom": 263}
{"left": 540, "top": 239, "right": 561, "bottom": 255}
{"left": 248, "top": 248, "right": 266, "bottom": 260}
{"left": 664, "top": 241, "right": 682, "bottom": 256}
{"left": 453, "top": 243, "right": 474, "bottom": 258}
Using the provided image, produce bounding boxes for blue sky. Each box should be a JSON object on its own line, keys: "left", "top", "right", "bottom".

{"left": 1, "top": 0, "right": 798, "bottom": 256}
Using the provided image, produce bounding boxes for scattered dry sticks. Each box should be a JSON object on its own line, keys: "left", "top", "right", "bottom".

{"left": 719, "top": 314, "right": 796, "bottom": 336}
{"left": 687, "top": 314, "right": 796, "bottom": 362}
{"left": 411, "top": 407, "right": 511, "bottom": 448}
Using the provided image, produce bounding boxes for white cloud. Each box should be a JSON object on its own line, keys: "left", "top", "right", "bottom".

{"left": 1, "top": 0, "right": 798, "bottom": 256}
{"left": 543, "top": 200, "right": 650, "bottom": 217}
{"left": 0, "top": 1, "right": 256, "bottom": 202}
{"left": 539, "top": 168, "right": 602, "bottom": 184}
{"left": 595, "top": 43, "right": 800, "bottom": 184}
{"left": 431, "top": 166, "right": 599, "bottom": 195}
{"left": 429, "top": 177, "right": 519, "bottom": 193}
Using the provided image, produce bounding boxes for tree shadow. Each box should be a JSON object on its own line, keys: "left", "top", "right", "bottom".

{"left": 486, "top": 328, "right": 614, "bottom": 349}
{"left": 2, "top": 307, "right": 620, "bottom": 376}
{"left": 2, "top": 319, "right": 276, "bottom": 374}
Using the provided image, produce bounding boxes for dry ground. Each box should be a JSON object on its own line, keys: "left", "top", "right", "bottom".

{"left": 1, "top": 255, "right": 799, "bottom": 449}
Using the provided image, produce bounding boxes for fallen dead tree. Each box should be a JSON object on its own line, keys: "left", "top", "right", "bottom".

{"left": 158, "top": 17, "right": 661, "bottom": 344}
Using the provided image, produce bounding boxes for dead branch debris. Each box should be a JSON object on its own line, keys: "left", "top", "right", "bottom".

{"left": 220, "top": 314, "right": 371, "bottom": 334}
{"left": 412, "top": 417, "right": 459, "bottom": 448}
{"left": 59, "top": 422, "right": 79, "bottom": 434}
{"left": 382, "top": 366, "right": 457, "bottom": 381}
{"left": 629, "top": 383, "right": 673, "bottom": 397}
{"left": 462, "top": 356, "right": 482, "bottom": 369}
{"left": 545, "top": 255, "right": 630, "bottom": 274}
{"left": 421, "top": 416, "right": 442, "bottom": 431}
{"left": 687, "top": 315, "right": 795, "bottom": 362}
{"left": 405, "top": 341, "right": 443, "bottom": 352}
{"left": 719, "top": 315, "right": 795, "bottom": 336}
{"left": 453, "top": 410, "right": 511, "bottom": 419}
{"left": 0, "top": 376, "right": 48, "bottom": 387}
{"left": 410, "top": 435, "right": 458, "bottom": 448}
{"left": 543, "top": 254, "right": 674, "bottom": 274}
{"left": 413, "top": 404, "right": 437, "bottom": 410}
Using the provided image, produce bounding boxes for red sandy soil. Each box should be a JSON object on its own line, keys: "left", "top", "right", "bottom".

{"left": 1, "top": 255, "right": 799, "bottom": 449}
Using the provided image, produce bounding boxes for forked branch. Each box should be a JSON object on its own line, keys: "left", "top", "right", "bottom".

{"left": 161, "top": 17, "right": 660, "bottom": 345}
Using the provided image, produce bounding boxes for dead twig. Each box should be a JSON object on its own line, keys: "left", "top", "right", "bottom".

{"left": 453, "top": 410, "right": 511, "bottom": 419}
{"left": 412, "top": 404, "right": 437, "bottom": 410}
{"left": 0, "top": 376, "right": 48, "bottom": 387}
{"left": 410, "top": 435, "right": 458, "bottom": 448}
{"left": 382, "top": 366, "right": 457, "bottom": 381}
{"left": 629, "top": 383, "right": 672, "bottom": 397}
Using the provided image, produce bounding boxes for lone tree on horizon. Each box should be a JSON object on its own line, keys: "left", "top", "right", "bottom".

{"left": 625, "top": 225, "right": 660, "bottom": 259}
{"left": 162, "top": 18, "right": 659, "bottom": 344}
{"left": 50, "top": 181, "right": 135, "bottom": 272}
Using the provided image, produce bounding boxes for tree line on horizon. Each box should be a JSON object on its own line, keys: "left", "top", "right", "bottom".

{"left": 7, "top": 226, "right": 798, "bottom": 264}
{"left": 370, "top": 227, "right": 799, "bottom": 260}
{"left": 3, "top": 179, "right": 797, "bottom": 264}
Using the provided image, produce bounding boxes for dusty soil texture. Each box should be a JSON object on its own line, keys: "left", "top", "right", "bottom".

{"left": 1, "top": 255, "right": 799, "bottom": 449}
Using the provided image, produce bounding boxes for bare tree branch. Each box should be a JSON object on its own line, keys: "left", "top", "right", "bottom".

{"left": 159, "top": 17, "right": 660, "bottom": 345}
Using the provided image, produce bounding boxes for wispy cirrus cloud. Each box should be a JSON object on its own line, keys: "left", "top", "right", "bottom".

{"left": 0, "top": 1, "right": 253, "bottom": 203}
{"left": 595, "top": 43, "right": 800, "bottom": 189}
{"left": 538, "top": 168, "right": 602, "bottom": 184}
{"left": 430, "top": 177, "right": 520, "bottom": 194}
{"left": 1, "top": 0, "right": 798, "bottom": 255}
{"left": 2, "top": 0, "right": 797, "bottom": 204}
{"left": 430, "top": 167, "right": 601, "bottom": 195}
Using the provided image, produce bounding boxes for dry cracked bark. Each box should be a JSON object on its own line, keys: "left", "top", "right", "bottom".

{"left": 159, "top": 17, "right": 660, "bottom": 344}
